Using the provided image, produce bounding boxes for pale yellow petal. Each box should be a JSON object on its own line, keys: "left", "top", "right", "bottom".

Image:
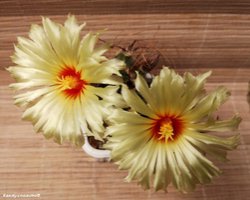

{"left": 171, "top": 145, "right": 196, "bottom": 193}
{"left": 180, "top": 71, "right": 211, "bottom": 112}
{"left": 191, "top": 115, "right": 241, "bottom": 132}
{"left": 86, "top": 85, "right": 126, "bottom": 108}
{"left": 9, "top": 79, "right": 51, "bottom": 90}
{"left": 124, "top": 140, "right": 157, "bottom": 181}
{"left": 64, "top": 15, "right": 85, "bottom": 44}
{"left": 177, "top": 138, "right": 221, "bottom": 184}
{"left": 7, "top": 66, "right": 54, "bottom": 82}
{"left": 135, "top": 72, "right": 157, "bottom": 111}
{"left": 150, "top": 67, "right": 184, "bottom": 115}
{"left": 13, "top": 87, "right": 55, "bottom": 107}
{"left": 153, "top": 145, "right": 169, "bottom": 191}
{"left": 186, "top": 130, "right": 240, "bottom": 150}
{"left": 104, "top": 123, "right": 150, "bottom": 138}
{"left": 92, "top": 44, "right": 109, "bottom": 62}
{"left": 43, "top": 16, "right": 83, "bottom": 66}
{"left": 184, "top": 86, "right": 230, "bottom": 121}
{"left": 78, "top": 33, "right": 98, "bottom": 64}
{"left": 11, "top": 44, "right": 60, "bottom": 73}
{"left": 82, "top": 59, "right": 124, "bottom": 84}
{"left": 110, "top": 130, "right": 151, "bottom": 160}
{"left": 22, "top": 91, "right": 84, "bottom": 146}
{"left": 80, "top": 93, "right": 106, "bottom": 140}
{"left": 15, "top": 27, "right": 62, "bottom": 70}
{"left": 108, "top": 109, "right": 153, "bottom": 125}
{"left": 121, "top": 85, "right": 157, "bottom": 118}
{"left": 185, "top": 135, "right": 229, "bottom": 162}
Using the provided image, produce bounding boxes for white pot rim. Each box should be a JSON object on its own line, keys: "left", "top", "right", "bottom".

{"left": 81, "top": 126, "right": 111, "bottom": 159}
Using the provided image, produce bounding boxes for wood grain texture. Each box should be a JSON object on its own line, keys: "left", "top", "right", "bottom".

{"left": 0, "top": 1, "right": 250, "bottom": 200}
{"left": 2, "top": 0, "right": 250, "bottom": 16}
{"left": 2, "top": 14, "right": 250, "bottom": 69}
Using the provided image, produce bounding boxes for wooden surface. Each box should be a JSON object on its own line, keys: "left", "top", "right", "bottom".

{"left": 1, "top": 1, "right": 250, "bottom": 199}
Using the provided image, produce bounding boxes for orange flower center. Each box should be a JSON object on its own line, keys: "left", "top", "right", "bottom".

{"left": 57, "top": 67, "right": 87, "bottom": 98}
{"left": 151, "top": 115, "right": 185, "bottom": 143}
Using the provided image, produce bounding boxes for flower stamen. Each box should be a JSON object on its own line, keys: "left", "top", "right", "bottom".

{"left": 151, "top": 115, "right": 185, "bottom": 143}
{"left": 57, "top": 67, "right": 87, "bottom": 98}
{"left": 58, "top": 76, "right": 81, "bottom": 90}
{"left": 158, "top": 119, "right": 174, "bottom": 143}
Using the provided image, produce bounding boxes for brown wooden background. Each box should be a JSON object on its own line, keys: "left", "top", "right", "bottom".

{"left": 1, "top": 1, "right": 250, "bottom": 199}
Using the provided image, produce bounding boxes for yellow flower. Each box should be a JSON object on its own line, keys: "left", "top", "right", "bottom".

{"left": 8, "top": 15, "right": 124, "bottom": 146}
{"left": 105, "top": 67, "right": 241, "bottom": 192}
